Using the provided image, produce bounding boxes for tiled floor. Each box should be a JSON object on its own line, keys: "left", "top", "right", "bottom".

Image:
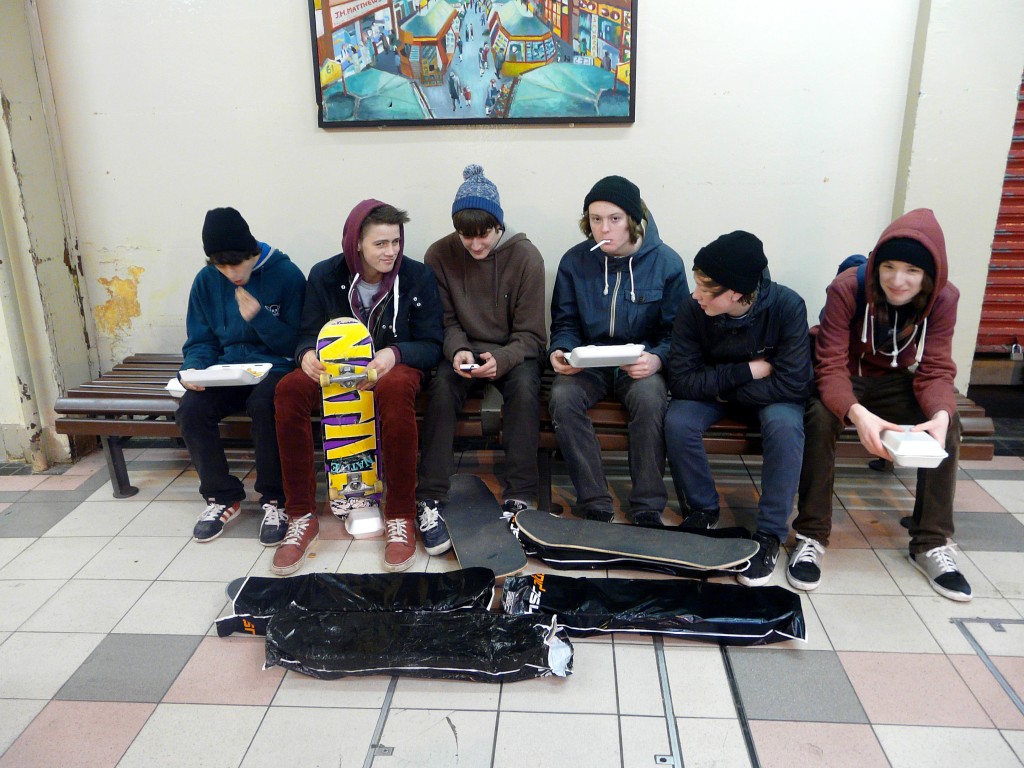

{"left": 1, "top": 445, "right": 1023, "bottom": 767}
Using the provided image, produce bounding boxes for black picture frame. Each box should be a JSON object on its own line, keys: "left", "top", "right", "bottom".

{"left": 308, "top": 0, "right": 637, "bottom": 128}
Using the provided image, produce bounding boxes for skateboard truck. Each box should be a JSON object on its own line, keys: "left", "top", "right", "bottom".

{"left": 319, "top": 366, "right": 378, "bottom": 388}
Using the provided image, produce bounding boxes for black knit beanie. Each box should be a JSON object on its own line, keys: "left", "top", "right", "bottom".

{"left": 583, "top": 175, "right": 644, "bottom": 224}
{"left": 874, "top": 237, "right": 935, "bottom": 280}
{"left": 693, "top": 231, "right": 768, "bottom": 295}
{"left": 202, "top": 207, "right": 258, "bottom": 256}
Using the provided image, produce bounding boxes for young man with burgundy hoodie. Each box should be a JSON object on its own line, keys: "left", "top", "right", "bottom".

{"left": 793, "top": 208, "right": 972, "bottom": 601}
{"left": 273, "top": 200, "right": 442, "bottom": 574}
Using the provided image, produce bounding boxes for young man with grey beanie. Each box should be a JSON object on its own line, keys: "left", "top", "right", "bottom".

{"left": 417, "top": 164, "right": 547, "bottom": 550}
{"left": 548, "top": 175, "right": 688, "bottom": 525}
{"left": 665, "top": 230, "right": 813, "bottom": 586}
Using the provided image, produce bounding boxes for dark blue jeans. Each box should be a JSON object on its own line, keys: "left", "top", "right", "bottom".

{"left": 175, "top": 371, "right": 286, "bottom": 506}
{"left": 666, "top": 399, "right": 804, "bottom": 541}
{"left": 547, "top": 369, "right": 668, "bottom": 519}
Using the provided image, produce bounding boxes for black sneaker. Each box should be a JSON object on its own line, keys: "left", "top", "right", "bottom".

{"left": 680, "top": 508, "right": 719, "bottom": 530}
{"left": 631, "top": 510, "right": 664, "bottom": 527}
{"left": 501, "top": 499, "right": 530, "bottom": 522}
{"left": 193, "top": 500, "right": 241, "bottom": 542}
{"left": 786, "top": 534, "right": 825, "bottom": 591}
{"left": 737, "top": 531, "right": 781, "bottom": 587}
{"left": 910, "top": 545, "right": 972, "bottom": 602}
{"left": 416, "top": 499, "right": 451, "bottom": 556}
{"left": 259, "top": 502, "right": 288, "bottom": 547}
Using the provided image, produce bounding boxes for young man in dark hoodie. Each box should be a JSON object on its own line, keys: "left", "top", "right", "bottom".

{"left": 548, "top": 175, "right": 688, "bottom": 525}
{"left": 666, "top": 231, "right": 813, "bottom": 586}
{"left": 792, "top": 208, "right": 972, "bottom": 601}
{"left": 273, "top": 200, "right": 442, "bottom": 575}
{"left": 177, "top": 207, "right": 306, "bottom": 547}
{"left": 417, "top": 165, "right": 547, "bottom": 552}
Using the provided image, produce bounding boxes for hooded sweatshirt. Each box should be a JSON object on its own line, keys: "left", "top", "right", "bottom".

{"left": 815, "top": 207, "right": 958, "bottom": 422}
{"left": 182, "top": 243, "right": 306, "bottom": 373}
{"left": 424, "top": 225, "right": 546, "bottom": 378}
{"left": 548, "top": 212, "right": 688, "bottom": 364}
{"left": 668, "top": 270, "right": 813, "bottom": 406}
{"left": 293, "top": 199, "right": 443, "bottom": 371}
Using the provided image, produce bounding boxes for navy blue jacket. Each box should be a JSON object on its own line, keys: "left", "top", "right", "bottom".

{"left": 182, "top": 244, "right": 305, "bottom": 373}
{"left": 668, "top": 271, "right": 813, "bottom": 406}
{"left": 294, "top": 252, "right": 442, "bottom": 372}
{"left": 549, "top": 214, "right": 688, "bottom": 365}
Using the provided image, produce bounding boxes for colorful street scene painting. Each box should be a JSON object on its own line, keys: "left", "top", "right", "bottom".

{"left": 308, "top": 0, "right": 636, "bottom": 127}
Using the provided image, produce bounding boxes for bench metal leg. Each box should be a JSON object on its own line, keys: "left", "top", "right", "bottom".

{"left": 101, "top": 435, "right": 139, "bottom": 498}
{"left": 537, "top": 448, "right": 552, "bottom": 512}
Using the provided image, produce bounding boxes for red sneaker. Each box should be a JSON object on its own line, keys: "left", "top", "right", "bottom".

{"left": 383, "top": 518, "right": 417, "bottom": 572}
{"left": 272, "top": 513, "right": 319, "bottom": 576}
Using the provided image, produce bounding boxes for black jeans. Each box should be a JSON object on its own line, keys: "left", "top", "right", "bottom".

{"left": 418, "top": 360, "right": 542, "bottom": 504}
{"left": 794, "top": 371, "right": 960, "bottom": 553}
{"left": 175, "top": 370, "right": 287, "bottom": 506}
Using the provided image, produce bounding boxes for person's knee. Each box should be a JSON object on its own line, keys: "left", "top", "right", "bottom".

{"left": 174, "top": 393, "right": 207, "bottom": 429}
{"left": 548, "top": 376, "right": 587, "bottom": 416}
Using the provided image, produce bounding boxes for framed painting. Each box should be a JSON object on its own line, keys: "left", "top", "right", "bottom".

{"left": 308, "top": 0, "right": 637, "bottom": 128}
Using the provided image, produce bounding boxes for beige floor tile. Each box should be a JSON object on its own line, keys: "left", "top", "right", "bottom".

{"left": 974, "top": 479, "right": 1024, "bottom": 513}
{"left": 907, "top": 595, "right": 1024, "bottom": 655}
{"left": 619, "top": 715, "right": 674, "bottom": 767}
{"left": 613, "top": 642, "right": 663, "bottom": 716}
{"left": 20, "top": 579, "right": 149, "bottom": 633}
{"left": 0, "top": 580, "right": 65, "bottom": 631}
{"left": 117, "top": 703, "right": 265, "bottom": 768}
{"left": 378, "top": 709, "right": 497, "bottom": 767}
{"left": 965, "top": 551, "right": 1024, "bottom": 599}
{"left": 42, "top": 500, "right": 147, "bottom": 537}
{"left": 810, "top": 594, "right": 941, "bottom": 652}
{"left": 677, "top": 717, "right": 751, "bottom": 767}
{"left": 241, "top": 706, "right": 380, "bottom": 768}
{"left": 0, "top": 538, "right": 34, "bottom": 571}
{"left": 664, "top": 646, "right": 736, "bottom": 719}
{"left": 492, "top": 712, "right": 620, "bottom": 768}
{"left": 0, "top": 537, "right": 111, "bottom": 580}
{"left": 76, "top": 536, "right": 188, "bottom": 581}
{"left": 113, "top": 580, "right": 228, "bottom": 635}
{"left": 0, "top": 632, "right": 105, "bottom": 698}
{"left": 336, "top": 538, "right": 392, "bottom": 573}
{"left": 120, "top": 499, "right": 207, "bottom": 537}
{"left": 159, "top": 537, "right": 263, "bottom": 581}
{"left": 272, "top": 668, "right": 391, "bottom": 708}
{"left": 873, "top": 724, "right": 1023, "bottom": 767}
{"left": 877, "top": 547, "right": 1000, "bottom": 600}
{"left": 750, "top": 721, "right": 888, "bottom": 767}
{"left": 0, "top": 699, "right": 47, "bottom": 754}
{"left": 85, "top": 470, "right": 177, "bottom": 502}
{"left": 499, "top": 642, "right": 617, "bottom": 714}
{"left": 846, "top": 507, "right": 915, "bottom": 549}
{"left": 809, "top": 548, "right": 901, "bottom": 595}
{"left": 1004, "top": 729, "right": 1024, "bottom": 764}
{"left": 391, "top": 674, "right": 501, "bottom": 710}
{"left": 953, "top": 478, "right": 1009, "bottom": 512}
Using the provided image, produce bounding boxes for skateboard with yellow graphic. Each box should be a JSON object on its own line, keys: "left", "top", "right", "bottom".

{"left": 317, "top": 317, "right": 384, "bottom": 538}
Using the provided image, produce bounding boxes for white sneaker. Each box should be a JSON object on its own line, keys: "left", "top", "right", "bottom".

{"left": 910, "top": 544, "right": 972, "bottom": 602}
{"left": 786, "top": 534, "right": 825, "bottom": 591}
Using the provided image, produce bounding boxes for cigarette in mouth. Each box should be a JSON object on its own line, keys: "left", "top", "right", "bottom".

{"left": 590, "top": 240, "right": 610, "bottom": 251}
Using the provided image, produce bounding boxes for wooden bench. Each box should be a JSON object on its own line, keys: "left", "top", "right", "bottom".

{"left": 54, "top": 355, "right": 995, "bottom": 508}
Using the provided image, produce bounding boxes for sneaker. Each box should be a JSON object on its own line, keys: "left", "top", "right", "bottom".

{"left": 330, "top": 496, "right": 376, "bottom": 519}
{"left": 631, "top": 510, "right": 664, "bottom": 527}
{"left": 416, "top": 499, "right": 451, "bottom": 556}
{"left": 384, "top": 518, "right": 417, "bottom": 572}
{"left": 259, "top": 502, "right": 288, "bottom": 547}
{"left": 579, "top": 507, "right": 614, "bottom": 523}
{"left": 271, "top": 513, "right": 319, "bottom": 575}
{"left": 787, "top": 534, "right": 825, "bottom": 591}
{"left": 680, "top": 508, "right": 719, "bottom": 530}
{"left": 910, "top": 544, "right": 973, "bottom": 602}
{"left": 193, "top": 500, "right": 241, "bottom": 542}
{"left": 501, "top": 499, "right": 529, "bottom": 522}
{"left": 736, "top": 531, "right": 781, "bottom": 587}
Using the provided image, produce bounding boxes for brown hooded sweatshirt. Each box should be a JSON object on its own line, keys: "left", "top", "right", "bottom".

{"left": 815, "top": 208, "right": 958, "bottom": 422}
{"left": 424, "top": 225, "right": 546, "bottom": 379}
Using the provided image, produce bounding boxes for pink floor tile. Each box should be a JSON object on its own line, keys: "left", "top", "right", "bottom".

{"left": 35, "top": 474, "right": 90, "bottom": 491}
{"left": 163, "top": 636, "right": 283, "bottom": 705}
{"left": 846, "top": 507, "right": 913, "bottom": 549}
{"left": 949, "top": 655, "right": 1024, "bottom": 729}
{"left": 0, "top": 701, "right": 153, "bottom": 768}
{"left": 839, "top": 651, "right": 992, "bottom": 727}
{"left": 750, "top": 721, "right": 889, "bottom": 767}
{"left": 0, "top": 476, "right": 45, "bottom": 491}
{"left": 951, "top": 479, "right": 1008, "bottom": 512}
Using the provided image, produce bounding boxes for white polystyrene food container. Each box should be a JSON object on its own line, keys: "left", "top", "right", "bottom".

{"left": 564, "top": 344, "right": 644, "bottom": 368}
{"left": 881, "top": 428, "right": 949, "bottom": 469}
{"left": 178, "top": 363, "right": 273, "bottom": 387}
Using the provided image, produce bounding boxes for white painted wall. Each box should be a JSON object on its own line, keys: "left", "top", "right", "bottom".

{"left": 30, "top": 0, "right": 1024, "bottom": 394}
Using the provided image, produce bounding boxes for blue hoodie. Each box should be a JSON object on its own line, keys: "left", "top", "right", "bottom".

{"left": 182, "top": 243, "right": 306, "bottom": 373}
{"left": 548, "top": 212, "right": 688, "bottom": 364}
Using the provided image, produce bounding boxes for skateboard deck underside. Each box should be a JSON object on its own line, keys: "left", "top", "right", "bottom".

{"left": 318, "top": 318, "right": 381, "bottom": 501}
{"left": 444, "top": 474, "right": 527, "bottom": 578}
{"left": 514, "top": 510, "right": 758, "bottom": 570}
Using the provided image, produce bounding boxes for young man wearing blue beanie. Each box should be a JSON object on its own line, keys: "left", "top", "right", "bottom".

{"left": 416, "top": 164, "right": 547, "bottom": 551}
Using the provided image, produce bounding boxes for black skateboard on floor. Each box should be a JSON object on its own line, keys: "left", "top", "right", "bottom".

{"left": 513, "top": 509, "right": 759, "bottom": 573}
{"left": 444, "top": 474, "right": 528, "bottom": 578}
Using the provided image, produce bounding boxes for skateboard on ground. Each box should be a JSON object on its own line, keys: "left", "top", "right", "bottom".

{"left": 317, "top": 317, "right": 383, "bottom": 538}
{"left": 444, "top": 474, "right": 528, "bottom": 578}
{"left": 513, "top": 509, "right": 759, "bottom": 575}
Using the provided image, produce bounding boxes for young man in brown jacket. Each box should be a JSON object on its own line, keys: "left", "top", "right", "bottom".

{"left": 416, "top": 164, "right": 547, "bottom": 554}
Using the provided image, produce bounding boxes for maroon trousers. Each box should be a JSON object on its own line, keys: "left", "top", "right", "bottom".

{"left": 275, "top": 365, "right": 424, "bottom": 521}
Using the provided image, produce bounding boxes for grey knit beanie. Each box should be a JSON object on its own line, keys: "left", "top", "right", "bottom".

{"left": 451, "top": 164, "right": 503, "bottom": 226}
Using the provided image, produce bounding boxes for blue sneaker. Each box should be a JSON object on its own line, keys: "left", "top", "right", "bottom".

{"left": 416, "top": 499, "right": 451, "bottom": 556}
{"left": 193, "top": 500, "right": 241, "bottom": 542}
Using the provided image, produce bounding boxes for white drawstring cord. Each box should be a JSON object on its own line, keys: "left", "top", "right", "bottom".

{"left": 627, "top": 255, "right": 636, "bottom": 302}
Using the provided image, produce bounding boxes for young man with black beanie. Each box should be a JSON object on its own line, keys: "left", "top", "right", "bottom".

{"left": 548, "top": 175, "right": 688, "bottom": 525}
{"left": 665, "top": 230, "right": 813, "bottom": 586}
{"left": 177, "top": 207, "right": 306, "bottom": 547}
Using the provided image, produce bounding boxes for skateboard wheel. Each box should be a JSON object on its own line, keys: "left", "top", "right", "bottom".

{"left": 373, "top": 481, "right": 383, "bottom": 493}
{"left": 328, "top": 487, "right": 340, "bottom": 500}
{"left": 365, "top": 368, "right": 378, "bottom": 383}
{"left": 319, "top": 373, "right": 331, "bottom": 387}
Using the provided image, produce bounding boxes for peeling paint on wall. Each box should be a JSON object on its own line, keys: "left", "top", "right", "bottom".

{"left": 93, "top": 265, "right": 144, "bottom": 336}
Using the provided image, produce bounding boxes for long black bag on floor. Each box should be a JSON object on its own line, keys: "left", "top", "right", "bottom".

{"left": 502, "top": 573, "right": 805, "bottom": 645}
{"left": 216, "top": 569, "right": 496, "bottom": 637}
{"left": 264, "top": 605, "right": 573, "bottom": 683}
